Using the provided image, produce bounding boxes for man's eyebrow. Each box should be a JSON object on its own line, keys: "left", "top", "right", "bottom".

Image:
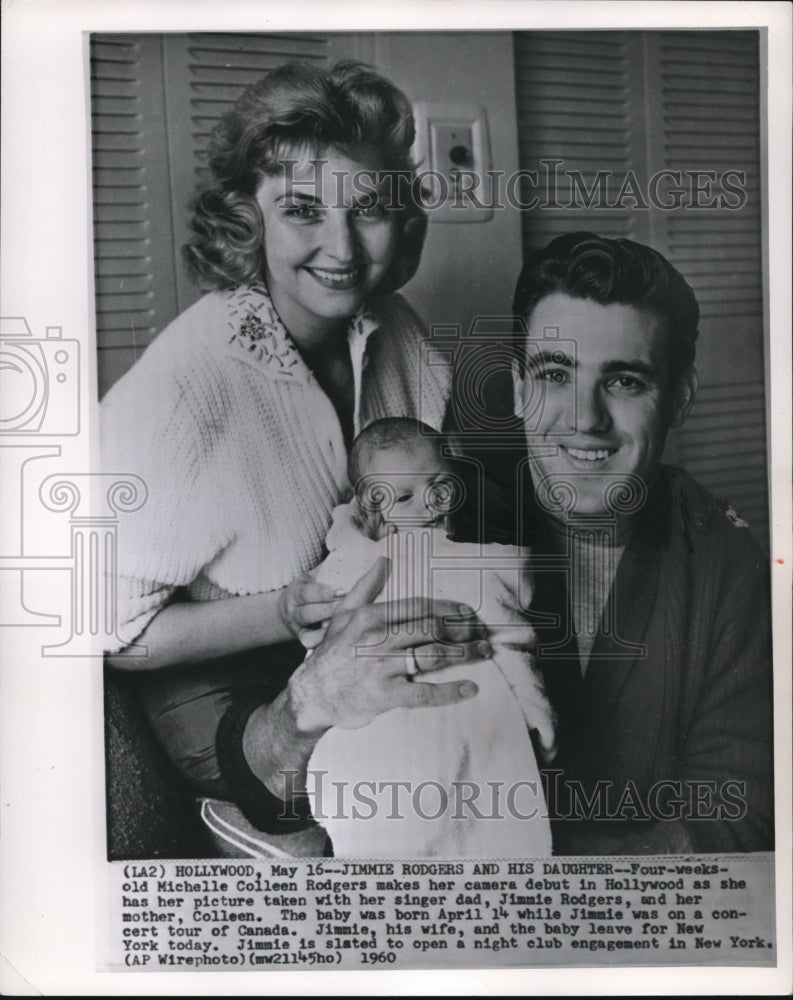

{"left": 276, "top": 191, "right": 321, "bottom": 205}
{"left": 525, "top": 349, "right": 576, "bottom": 371}
{"left": 600, "top": 359, "right": 658, "bottom": 378}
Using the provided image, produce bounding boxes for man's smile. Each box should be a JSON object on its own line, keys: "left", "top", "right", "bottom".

{"left": 562, "top": 445, "right": 619, "bottom": 464}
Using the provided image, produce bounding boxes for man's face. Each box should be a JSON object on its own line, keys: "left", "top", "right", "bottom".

{"left": 518, "top": 293, "right": 687, "bottom": 518}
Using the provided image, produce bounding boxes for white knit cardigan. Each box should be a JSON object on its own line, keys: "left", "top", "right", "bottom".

{"left": 101, "top": 284, "right": 450, "bottom": 651}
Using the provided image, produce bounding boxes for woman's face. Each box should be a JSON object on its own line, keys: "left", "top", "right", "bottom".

{"left": 255, "top": 146, "right": 400, "bottom": 341}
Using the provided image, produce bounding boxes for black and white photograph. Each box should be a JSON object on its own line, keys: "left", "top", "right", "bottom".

{"left": 1, "top": 2, "right": 790, "bottom": 995}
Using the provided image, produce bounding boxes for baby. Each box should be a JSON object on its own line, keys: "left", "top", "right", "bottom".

{"left": 306, "top": 418, "right": 555, "bottom": 859}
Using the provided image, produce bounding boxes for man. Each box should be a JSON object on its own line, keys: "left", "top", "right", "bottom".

{"left": 497, "top": 231, "right": 773, "bottom": 855}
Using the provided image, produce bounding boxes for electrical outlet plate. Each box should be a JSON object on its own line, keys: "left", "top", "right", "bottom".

{"left": 413, "top": 102, "right": 493, "bottom": 223}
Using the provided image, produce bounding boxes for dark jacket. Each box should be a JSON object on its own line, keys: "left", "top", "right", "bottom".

{"left": 527, "top": 465, "right": 773, "bottom": 854}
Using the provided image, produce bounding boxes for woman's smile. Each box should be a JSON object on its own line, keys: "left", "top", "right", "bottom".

{"left": 303, "top": 264, "right": 365, "bottom": 290}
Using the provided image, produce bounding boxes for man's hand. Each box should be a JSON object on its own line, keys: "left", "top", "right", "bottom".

{"left": 286, "top": 557, "right": 490, "bottom": 734}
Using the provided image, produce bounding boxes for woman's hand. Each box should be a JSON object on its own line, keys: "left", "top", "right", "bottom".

{"left": 285, "top": 557, "right": 490, "bottom": 734}
{"left": 277, "top": 572, "right": 345, "bottom": 648}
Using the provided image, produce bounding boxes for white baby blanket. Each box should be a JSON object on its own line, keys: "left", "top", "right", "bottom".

{"left": 306, "top": 503, "right": 555, "bottom": 859}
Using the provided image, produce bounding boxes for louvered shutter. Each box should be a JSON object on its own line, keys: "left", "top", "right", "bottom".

{"left": 654, "top": 32, "right": 767, "bottom": 541}
{"left": 91, "top": 35, "right": 178, "bottom": 396}
{"left": 513, "top": 31, "right": 641, "bottom": 248}
{"left": 513, "top": 31, "right": 767, "bottom": 546}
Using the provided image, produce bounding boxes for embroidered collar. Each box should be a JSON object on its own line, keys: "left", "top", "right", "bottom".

{"left": 226, "top": 282, "right": 380, "bottom": 381}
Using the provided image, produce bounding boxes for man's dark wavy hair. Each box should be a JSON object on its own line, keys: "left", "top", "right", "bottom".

{"left": 183, "top": 60, "right": 426, "bottom": 294}
{"left": 512, "top": 232, "right": 700, "bottom": 384}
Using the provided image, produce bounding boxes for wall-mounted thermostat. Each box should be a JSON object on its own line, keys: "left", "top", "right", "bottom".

{"left": 412, "top": 102, "right": 493, "bottom": 223}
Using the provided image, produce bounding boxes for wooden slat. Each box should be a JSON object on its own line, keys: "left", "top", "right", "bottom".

{"left": 514, "top": 30, "right": 635, "bottom": 257}
{"left": 91, "top": 33, "right": 180, "bottom": 395}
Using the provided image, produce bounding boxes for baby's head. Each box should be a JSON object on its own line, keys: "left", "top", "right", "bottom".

{"left": 349, "top": 419, "right": 456, "bottom": 538}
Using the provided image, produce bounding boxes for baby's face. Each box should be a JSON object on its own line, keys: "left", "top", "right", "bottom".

{"left": 362, "top": 443, "right": 451, "bottom": 533}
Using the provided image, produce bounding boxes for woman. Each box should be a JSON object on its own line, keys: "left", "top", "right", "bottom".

{"left": 102, "top": 60, "right": 486, "bottom": 857}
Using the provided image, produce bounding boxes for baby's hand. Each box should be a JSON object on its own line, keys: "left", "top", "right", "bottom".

{"left": 278, "top": 572, "right": 345, "bottom": 648}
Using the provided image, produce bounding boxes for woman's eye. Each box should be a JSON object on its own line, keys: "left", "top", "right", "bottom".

{"left": 284, "top": 204, "right": 319, "bottom": 220}
{"left": 396, "top": 493, "right": 412, "bottom": 503}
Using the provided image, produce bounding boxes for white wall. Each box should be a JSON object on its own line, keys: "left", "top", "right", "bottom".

{"left": 332, "top": 32, "right": 524, "bottom": 336}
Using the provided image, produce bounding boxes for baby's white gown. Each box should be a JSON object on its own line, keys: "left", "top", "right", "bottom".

{"left": 306, "top": 502, "right": 555, "bottom": 859}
